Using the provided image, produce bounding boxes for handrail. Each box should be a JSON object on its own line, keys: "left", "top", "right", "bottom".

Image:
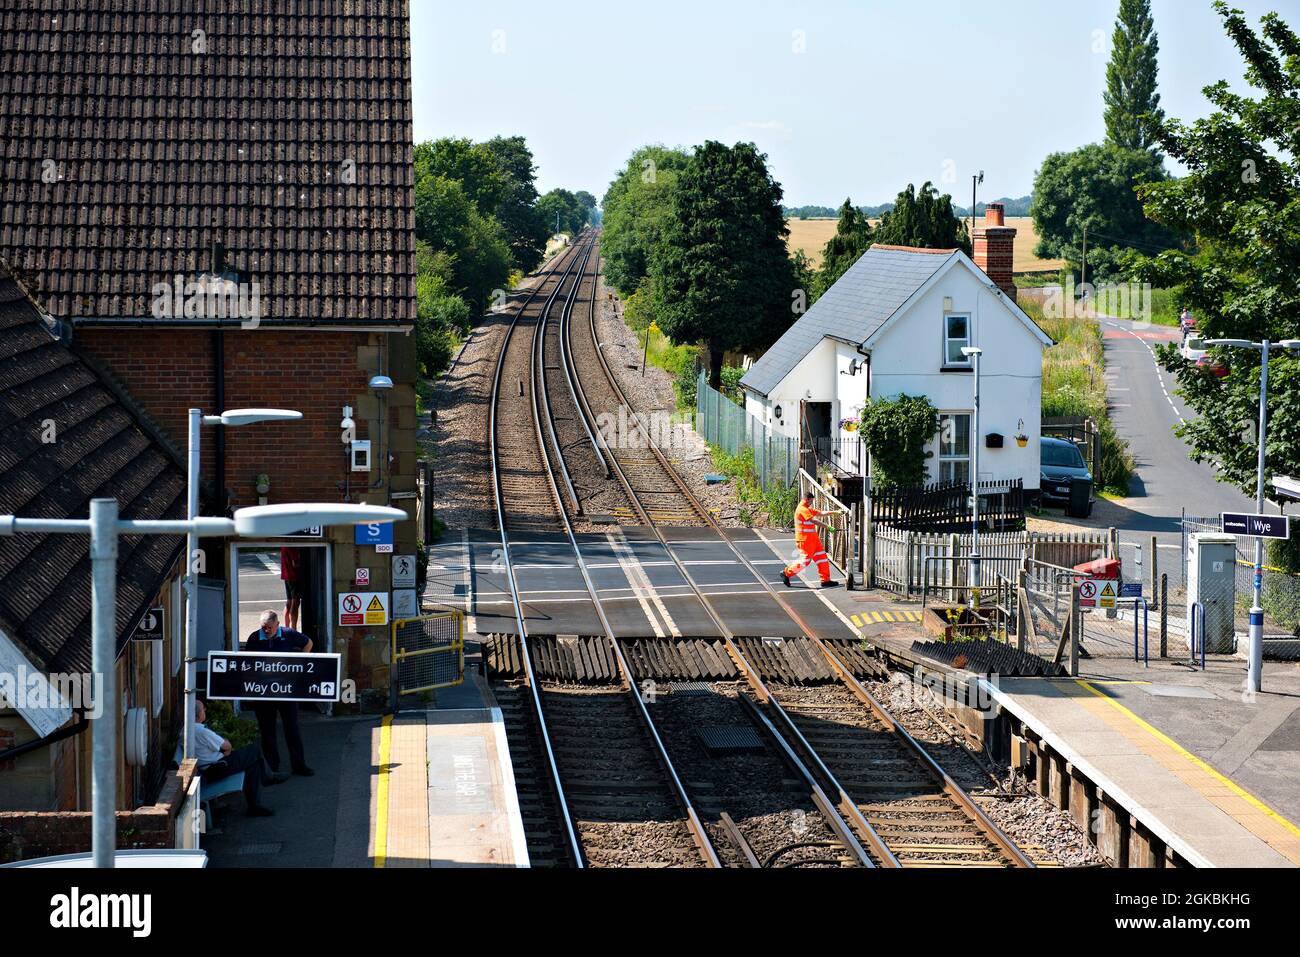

{"left": 1122, "top": 597, "right": 1149, "bottom": 666}
{"left": 1189, "top": 600, "right": 1207, "bottom": 670}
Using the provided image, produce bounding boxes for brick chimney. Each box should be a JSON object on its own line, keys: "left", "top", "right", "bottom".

{"left": 973, "top": 202, "right": 1017, "bottom": 301}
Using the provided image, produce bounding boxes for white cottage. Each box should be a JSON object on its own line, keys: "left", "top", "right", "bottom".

{"left": 740, "top": 204, "right": 1053, "bottom": 492}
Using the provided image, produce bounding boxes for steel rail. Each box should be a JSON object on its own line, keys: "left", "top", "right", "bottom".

{"left": 577, "top": 240, "right": 1031, "bottom": 868}
{"left": 525, "top": 235, "right": 721, "bottom": 868}
{"left": 488, "top": 238, "right": 589, "bottom": 868}
{"left": 560, "top": 242, "right": 878, "bottom": 867}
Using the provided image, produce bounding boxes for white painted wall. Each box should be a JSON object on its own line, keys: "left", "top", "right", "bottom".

{"left": 743, "top": 260, "right": 1044, "bottom": 489}
{"left": 868, "top": 265, "right": 1042, "bottom": 489}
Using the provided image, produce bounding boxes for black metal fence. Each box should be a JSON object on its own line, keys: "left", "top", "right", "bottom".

{"left": 871, "top": 479, "right": 1026, "bottom": 533}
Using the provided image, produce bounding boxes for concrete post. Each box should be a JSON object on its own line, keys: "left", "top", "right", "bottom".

{"left": 90, "top": 497, "right": 119, "bottom": 869}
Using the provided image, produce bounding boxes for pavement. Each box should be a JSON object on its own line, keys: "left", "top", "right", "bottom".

{"left": 201, "top": 646, "right": 528, "bottom": 868}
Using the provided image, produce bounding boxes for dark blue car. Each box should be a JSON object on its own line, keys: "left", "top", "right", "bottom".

{"left": 1040, "top": 437, "right": 1092, "bottom": 516}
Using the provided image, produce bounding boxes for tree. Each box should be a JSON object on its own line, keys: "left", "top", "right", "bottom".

{"left": 483, "top": 135, "right": 550, "bottom": 274}
{"left": 1104, "top": 0, "right": 1165, "bottom": 152}
{"left": 412, "top": 172, "right": 511, "bottom": 313}
{"left": 650, "top": 140, "right": 796, "bottom": 388}
{"left": 575, "top": 190, "right": 599, "bottom": 225}
{"left": 414, "top": 242, "right": 472, "bottom": 377}
{"left": 1031, "top": 143, "right": 1178, "bottom": 281}
{"left": 814, "top": 197, "right": 875, "bottom": 299}
{"left": 413, "top": 138, "right": 507, "bottom": 213}
{"left": 600, "top": 146, "right": 692, "bottom": 295}
{"left": 1129, "top": 3, "right": 1300, "bottom": 499}
{"left": 537, "top": 188, "right": 589, "bottom": 237}
{"left": 873, "top": 182, "right": 971, "bottom": 255}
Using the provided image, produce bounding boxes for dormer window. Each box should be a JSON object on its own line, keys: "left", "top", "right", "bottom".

{"left": 944, "top": 314, "right": 971, "bottom": 366}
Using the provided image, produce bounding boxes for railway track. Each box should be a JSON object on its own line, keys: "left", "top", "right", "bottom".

{"left": 487, "top": 233, "right": 720, "bottom": 868}
{"left": 535, "top": 234, "right": 1036, "bottom": 869}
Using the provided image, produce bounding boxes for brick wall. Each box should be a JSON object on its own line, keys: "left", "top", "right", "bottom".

{"left": 0, "top": 760, "right": 195, "bottom": 862}
{"left": 75, "top": 328, "right": 394, "bottom": 508}
{"left": 77, "top": 326, "right": 420, "bottom": 699}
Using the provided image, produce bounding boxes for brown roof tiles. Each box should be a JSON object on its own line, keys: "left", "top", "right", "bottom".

{"left": 0, "top": 1, "right": 415, "bottom": 327}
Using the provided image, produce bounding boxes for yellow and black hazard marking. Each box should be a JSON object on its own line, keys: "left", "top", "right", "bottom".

{"left": 849, "top": 609, "right": 923, "bottom": 627}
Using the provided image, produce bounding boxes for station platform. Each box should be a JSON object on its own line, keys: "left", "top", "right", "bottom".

{"left": 751, "top": 527, "right": 1300, "bottom": 868}
{"left": 370, "top": 703, "right": 528, "bottom": 868}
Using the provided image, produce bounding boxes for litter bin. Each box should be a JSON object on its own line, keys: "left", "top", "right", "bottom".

{"left": 1067, "top": 476, "right": 1093, "bottom": 518}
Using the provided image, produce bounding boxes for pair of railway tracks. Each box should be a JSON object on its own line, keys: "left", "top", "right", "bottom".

{"left": 487, "top": 234, "right": 1034, "bottom": 868}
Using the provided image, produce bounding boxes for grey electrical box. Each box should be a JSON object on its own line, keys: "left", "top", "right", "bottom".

{"left": 350, "top": 439, "right": 372, "bottom": 472}
{"left": 1186, "top": 533, "right": 1236, "bottom": 654}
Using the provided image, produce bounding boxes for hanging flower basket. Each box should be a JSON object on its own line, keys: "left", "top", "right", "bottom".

{"left": 1016, "top": 434, "right": 1029, "bottom": 448}
{"left": 838, "top": 418, "right": 859, "bottom": 433}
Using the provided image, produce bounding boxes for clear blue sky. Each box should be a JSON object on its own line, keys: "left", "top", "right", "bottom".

{"left": 411, "top": 0, "right": 1295, "bottom": 207}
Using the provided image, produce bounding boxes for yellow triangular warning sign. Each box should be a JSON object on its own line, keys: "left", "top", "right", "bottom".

{"left": 366, "top": 595, "right": 384, "bottom": 611}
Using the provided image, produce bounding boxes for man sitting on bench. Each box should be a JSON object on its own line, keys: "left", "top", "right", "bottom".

{"left": 193, "top": 698, "right": 280, "bottom": 817}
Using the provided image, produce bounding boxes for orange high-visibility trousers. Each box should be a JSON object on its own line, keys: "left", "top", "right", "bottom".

{"left": 785, "top": 535, "right": 831, "bottom": 582}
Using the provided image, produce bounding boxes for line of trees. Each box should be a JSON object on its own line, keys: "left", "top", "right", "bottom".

{"left": 1030, "top": 0, "right": 1182, "bottom": 281}
{"left": 811, "top": 182, "right": 971, "bottom": 300}
{"left": 412, "top": 135, "right": 595, "bottom": 378}
{"left": 601, "top": 141, "right": 805, "bottom": 389}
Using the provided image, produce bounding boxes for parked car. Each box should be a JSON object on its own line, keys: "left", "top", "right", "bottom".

{"left": 1039, "top": 436, "right": 1093, "bottom": 516}
{"left": 1181, "top": 335, "right": 1208, "bottom": 362}
{"left": 1196, "top": 354, "right": 1230, "bottom": 378}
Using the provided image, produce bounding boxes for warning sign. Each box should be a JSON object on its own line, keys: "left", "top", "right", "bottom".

{"left": 338, "top": 591, "right": 389, "bottom": 627}
{"left": 1078, "top": 577, "right": 1117, "bottom": 609}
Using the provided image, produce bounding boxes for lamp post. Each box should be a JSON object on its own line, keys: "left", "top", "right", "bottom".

{"left": 1205, "top": 339, "right": 1300, "bottom": 693}
{"left": 0, "top": 500, "right": 406, "bottom": 868}
{"left": 962, "top": 346, "right": 983, "bottom": 606}
{"left": 183, "top": 408, "right": 302, "bottom": 762}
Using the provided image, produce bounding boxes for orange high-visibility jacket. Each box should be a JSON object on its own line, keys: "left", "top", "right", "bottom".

{"left": 794, "top": 502, "right": 821, "bottom": 547}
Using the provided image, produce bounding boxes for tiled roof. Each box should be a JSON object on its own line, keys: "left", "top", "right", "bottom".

{"left": 0, "top": 259, "right": 186, "bottom": 675}
{"left": 741, "top": 245, "right": 957, "bottom": 396}
{"left": 0, "top": 1, "right": 415, "bottom": 327}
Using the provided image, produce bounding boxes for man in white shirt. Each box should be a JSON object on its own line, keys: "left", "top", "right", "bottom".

{"left": 194, "top": 698, "right": 278, "bottom": 817}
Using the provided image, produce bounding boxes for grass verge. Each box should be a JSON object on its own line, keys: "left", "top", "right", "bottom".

{"left": 1026, "top": 297, "right": 1135, "bottom": 496}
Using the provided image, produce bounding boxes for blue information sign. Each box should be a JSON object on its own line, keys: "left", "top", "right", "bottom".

{"left": 354, "top": 521, "right": 394, "bottom": 552}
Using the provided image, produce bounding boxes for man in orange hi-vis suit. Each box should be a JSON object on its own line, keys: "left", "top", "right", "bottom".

{"left": 782, "top": 492, "right": 839, "bottom": 588}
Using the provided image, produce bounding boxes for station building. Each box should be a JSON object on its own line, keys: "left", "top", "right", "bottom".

{"left": 0, "top": 1, "right": 420, "bottom": 839}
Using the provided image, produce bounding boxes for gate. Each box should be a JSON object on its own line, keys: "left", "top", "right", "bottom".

{"left": 392, "top": 611, "right": 465, "bottom": 696}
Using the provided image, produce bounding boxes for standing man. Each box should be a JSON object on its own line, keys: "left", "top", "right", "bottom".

{"left": 246, "top": 609, "right": 315, "bottom": 777}
{"left": 280, "top": 546, "right": 303, "bottom": 631}
{"left": 782, "top": 491, "right": 839, "bottom": 588}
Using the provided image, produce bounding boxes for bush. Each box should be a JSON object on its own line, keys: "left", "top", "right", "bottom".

{"left": 202, "top": 699, "right": 259, "bottom": 750}
{"left": 858, "top": 394, "right": 938, "bottom": 489}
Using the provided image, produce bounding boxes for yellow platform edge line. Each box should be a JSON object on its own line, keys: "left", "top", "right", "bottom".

{"left": 373, "top": 713, "right": 394, "bottom": 868}
{"left": 850, "top": 614, "right": 862, "bottom": 626}
{"left": 1075, "top": 679, "right": 1300, "bottom": 842}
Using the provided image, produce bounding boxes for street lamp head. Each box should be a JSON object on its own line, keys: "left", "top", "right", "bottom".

{"left": 232, "top": 502, "right": 406, "bottom": 537}
{"left": 1205, "top": 339, "right": 1258, "bottom": 350}
{"left": 1280, "top": 340, "right": 1300, "bottom": 351}
{"left": 961, "top": 346, "right": 982, "bottom": 358}
{"left": 213, "top": 408, "right": 303, "bottom": 427}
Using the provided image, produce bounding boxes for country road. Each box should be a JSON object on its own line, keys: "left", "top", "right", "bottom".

{"left": 1094, "top": 313, "right": 1256, "bottom": 547}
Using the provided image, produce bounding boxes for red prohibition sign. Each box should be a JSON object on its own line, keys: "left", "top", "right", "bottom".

{"left": 343, "top": 594, "right": 362, "bottom": 613}
{"left": 1079, "top": 580, "right": 1098, "bottom": 599}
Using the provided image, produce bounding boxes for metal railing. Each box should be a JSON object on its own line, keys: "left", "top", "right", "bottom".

{"left": 391, "top": 610, "right": 465, "bottom": 697}
{"left": 695, "top": 372, "right": 797, "bottom": 491}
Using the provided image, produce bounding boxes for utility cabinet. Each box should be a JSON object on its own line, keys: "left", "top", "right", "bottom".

{"left": 1186, "top": 533, "right": 1237, "bottom": 654}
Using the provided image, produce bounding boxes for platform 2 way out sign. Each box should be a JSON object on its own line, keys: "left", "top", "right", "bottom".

{"left": 207, "top": 651, "right": 342, "bottom": 703}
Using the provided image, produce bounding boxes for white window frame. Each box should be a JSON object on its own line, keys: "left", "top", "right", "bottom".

{"left": 943, "top": 313, "right": 971, "bottom": 366}
{"left": 937, "top": 412, "right": 972, "bottom": 484}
